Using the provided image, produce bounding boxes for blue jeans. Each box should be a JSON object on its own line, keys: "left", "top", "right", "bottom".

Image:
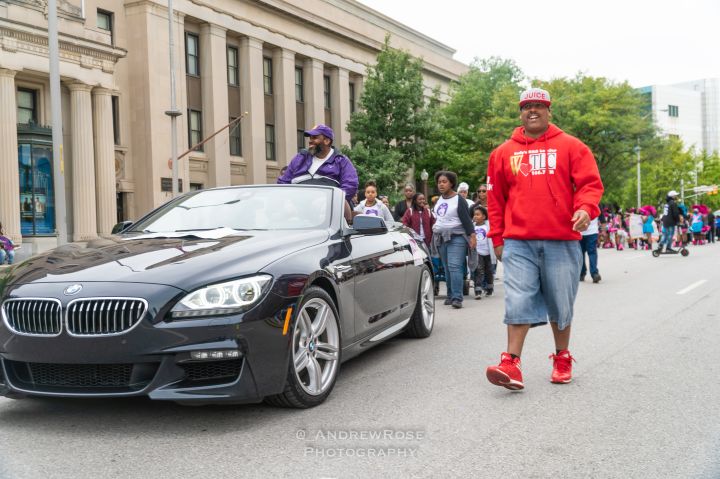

{"left": 438, "top": 234, "right": 466, "bottom": 302}
{"left": 0, "top": 249, "right": 14, "bottom": 265}
{"left": 579, "top": 233, "right": 598, "bottom": 276}
{"left": 660, "top": 225, "right": 675, "bottom": 248}
{"left": 502, "top": 239, "right": 581, "bottom": 330}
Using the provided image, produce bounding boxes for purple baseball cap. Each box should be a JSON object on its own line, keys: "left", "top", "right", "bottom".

{"left": 304, "top": 124, "right": 334, "bottom": 141}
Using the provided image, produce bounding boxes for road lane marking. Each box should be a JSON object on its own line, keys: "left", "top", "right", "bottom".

{"left": 676, "top": 280, "right": 707, "bottom": 295}
{"left": 627, "top": 255, "right": 645, "bottom": 260}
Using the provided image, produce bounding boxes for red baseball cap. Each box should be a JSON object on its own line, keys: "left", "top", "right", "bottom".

{"left": 519, "top": 88, "right": 551, "bottom": 108}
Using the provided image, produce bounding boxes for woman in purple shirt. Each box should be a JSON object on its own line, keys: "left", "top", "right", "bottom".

{"left": 0, "top": 222, "right": 16, "bottom": 265}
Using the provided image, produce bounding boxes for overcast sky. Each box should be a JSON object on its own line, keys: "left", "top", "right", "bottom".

{"left": 357, "top": 0, "right": 718, "bottom": 88}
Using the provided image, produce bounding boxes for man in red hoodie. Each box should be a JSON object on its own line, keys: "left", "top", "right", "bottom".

{"left": 485, "top": 88, "right": 603, "bottom": 391}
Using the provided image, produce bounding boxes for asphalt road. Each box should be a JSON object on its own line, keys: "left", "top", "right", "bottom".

{"left": 1, "top": 243, "right": 719, "bottom": 479}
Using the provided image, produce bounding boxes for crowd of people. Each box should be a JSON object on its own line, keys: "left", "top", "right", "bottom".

{"left": 593, "top": 198, "right": 718, "bottom": 252}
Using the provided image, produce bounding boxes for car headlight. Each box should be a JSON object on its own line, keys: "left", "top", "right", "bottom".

{"left": 170, "top": 274, "right": 272, "bottom": 318}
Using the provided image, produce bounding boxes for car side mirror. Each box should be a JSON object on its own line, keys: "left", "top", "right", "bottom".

{"left": 350, "top": 215, "right": 388, "bottom": 235}
{"left": 111, "top": 221, "right": 134, "bottom": 234}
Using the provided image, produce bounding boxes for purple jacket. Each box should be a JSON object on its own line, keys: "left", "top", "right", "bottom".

{"left": 0, "top": 236, "right": 13, "bottom": 252}
{"left": 277, "top": 149, "right": 358, "bottom": 201}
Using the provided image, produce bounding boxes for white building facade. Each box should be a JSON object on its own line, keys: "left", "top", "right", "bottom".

{"left": 640, "top": 78, "right": 720, "bottom": 154}
{"left": 671, "top": 78, "right": 720, "bottom": 155}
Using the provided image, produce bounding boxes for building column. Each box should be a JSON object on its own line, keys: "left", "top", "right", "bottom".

{"left": 92, "top": 88, "right": 117, "bottom": 236}
{"left": 354, "top": 74, "right": 365, "bottom": 108}
{"left": 0, "top": 68, "right": 22, "bottom": 244}
{"left": 68, "top": 82, "right": 98, "bottom": 241}
{"left": 0, "top": 69, "right": 21, "bottom": 244}
{"left": 200, "top": 23, "right": 230, "bottom": 187}
{"left": 239, "top": 36, "right": 266, "bottom": 184}
{"left": 273, "top": 48, "right": 296, "bottom": 167}
{"left": 303, "top": 58, "right": 325, "bottom": 128}
{"left": 330, "top": 67, "right": 350, "bottom": 146}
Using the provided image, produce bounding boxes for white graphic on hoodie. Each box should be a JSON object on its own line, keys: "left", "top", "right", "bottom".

{"left": 514, "top": 149, "right": 558, "bottom": 176}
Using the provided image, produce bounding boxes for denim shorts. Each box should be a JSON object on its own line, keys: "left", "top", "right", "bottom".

{"left": 502, "top": 239, "right": 582, "bottom": 330}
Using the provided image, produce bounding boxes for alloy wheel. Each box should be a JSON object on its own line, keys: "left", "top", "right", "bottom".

{"left": 421, "top": 269, "right": 435, "bottom": 330}
{"left": 292, "top": 298, "right": 340, "bottom": 396}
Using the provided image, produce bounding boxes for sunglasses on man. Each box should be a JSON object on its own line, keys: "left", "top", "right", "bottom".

{"left": 477, "top": 190, "right": 487, "bottom": 194}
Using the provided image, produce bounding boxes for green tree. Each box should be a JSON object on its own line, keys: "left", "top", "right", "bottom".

{"left": 345, "top": 35, "right": 431, "bottom": 194}
{"left": 421, "top": 57, "right": 524, "bottom": 188}
{"left": 535, "top": 75, "right": 655, "bottom": 200}
{"left": 688, "top": 150, "right": 720, "bottom": 210}
{"left": 638, "top": 137, "right": 697, "bottom": 208}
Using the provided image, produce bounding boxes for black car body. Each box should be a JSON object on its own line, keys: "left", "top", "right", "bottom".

{"left": 0, "top": 185, "right": 435, "bottom": 407}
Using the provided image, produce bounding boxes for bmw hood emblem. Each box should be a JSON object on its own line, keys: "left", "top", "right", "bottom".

{"left": 64, "top": 284, "right": 83, "bottom": 296}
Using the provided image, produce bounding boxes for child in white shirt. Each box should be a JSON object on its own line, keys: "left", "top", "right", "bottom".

{"left": 472, "top": 206, "right": 494, "bottom": 299}
{"left": 354, "top": 180, "right": 394, "bottom": 223}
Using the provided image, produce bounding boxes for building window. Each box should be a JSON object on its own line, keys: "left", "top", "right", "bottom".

{"left": 349, "top": 82, "right": 356, "bottom": 114}
{"left": 265, "top": 124, "right": 275, "bottom": 161}
{"left": 185, "top": 33, "right": 200, "bottom": 76}
{"left": 263, "top": 57, "right": 273, "bottom": 95}
{"left": 229, "top": 117, "right": 242, "bottom": 156}
{"left": 111, "top": 95, "right": 120, "bottom": 145}
{"left": 295, "top": 67, "right": 304, "bottom": 102}
{"left": 97, "top": 9, "right": 113, "bottom": 43}
{"left": 323, "top": 75, "right": 331, "bottom": 109}
{"left": 188, "top": 109, "right": 203, "bottom": 151}
{"left": 18, "top": 142, "right": 55, "bottom": 235}
{"left": 297, "top": 130, "right": 305, "bottom": 151}
{"left": 668, "top": 105, "right": 679, "bottom": 117}
{"left": 227, "top": 46, "right": 239, "bottom": 86}
{"left": 16, "top": 89, "right": 37, "bottom": 125}
{"left": 190, "top": 183, "right": 204, "bottom": 191}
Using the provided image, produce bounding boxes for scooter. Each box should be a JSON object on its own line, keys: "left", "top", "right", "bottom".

{"left": 652, "top": 245, "right": 689, "bottom": 257}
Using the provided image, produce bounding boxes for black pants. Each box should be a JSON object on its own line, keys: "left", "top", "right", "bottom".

{"left": 473, "top": 254, "right": 494, "bottom": 293}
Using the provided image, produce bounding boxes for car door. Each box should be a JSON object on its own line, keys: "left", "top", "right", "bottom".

{"left": 349, "top": 227, "right": 411, "bottom": 338}
{"left": 394, "top": 230, "right": 425, "bottom": 306}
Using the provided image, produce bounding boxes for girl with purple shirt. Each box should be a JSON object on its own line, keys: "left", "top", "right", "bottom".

{"left": 0, "top": 223, "right": 17, "bottom": 265}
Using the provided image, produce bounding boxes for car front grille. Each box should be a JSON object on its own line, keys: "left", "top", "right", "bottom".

{"left": 66, "top": 298, "right": 148, "bottom": 336}
{"left": 28, "top": 363, "right": 134, "bottom": 388}
{"left": 180, "top": 359, "right": 243, "bottom": 383}
{"left": 1, "top": 299, "right": 63, "bottom": 336}
{"left": 4, "top": 360, "right": 158, "bottom": 393}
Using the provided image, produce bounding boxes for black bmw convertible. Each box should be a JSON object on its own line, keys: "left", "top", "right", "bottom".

{"left": 0, "top": 185, "right": 435, "bottom": 407}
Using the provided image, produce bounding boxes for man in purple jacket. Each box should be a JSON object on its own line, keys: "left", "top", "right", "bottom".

{"left": 277, "top": 124, "right": 359, "bottom": 204}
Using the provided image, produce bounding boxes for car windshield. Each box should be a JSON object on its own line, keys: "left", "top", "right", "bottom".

{"left": 128, "top": 186, "right": 334, "bottom": 233}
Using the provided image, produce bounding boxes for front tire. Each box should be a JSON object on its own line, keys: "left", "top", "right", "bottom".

{"left": 405, "top": 267, "right": 435, "bottom": 338}
{"left": 265, "top": 286, "right": 341, "bottom": 408}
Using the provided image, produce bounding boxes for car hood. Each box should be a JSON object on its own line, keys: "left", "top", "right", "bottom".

{"left": 3, "top": 230, "right": 329, "bottom": 291}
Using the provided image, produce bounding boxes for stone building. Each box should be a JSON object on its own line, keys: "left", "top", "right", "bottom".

{"left": 0, "top": 0, "right": 467, "bottom": 256}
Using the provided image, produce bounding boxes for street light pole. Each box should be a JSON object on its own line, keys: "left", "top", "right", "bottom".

{"left": 420, "top": 169, "right": 429, "bottom": 199}
{"left": 634, "top": 140, "right": 641, "bottom": 209}
{"left": 48, "top": 0, "right": 67, "bottom": 245}
{"left": 165, "top": 0, "right": 182, "bottom": 197}
{"left": 680, "top": 179, "right": 684, "bottom": 204}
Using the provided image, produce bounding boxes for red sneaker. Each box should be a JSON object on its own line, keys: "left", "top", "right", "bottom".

{"left": 486, "top": 352, "right": 524, "bottom": 390}
{"left": 549, "top": 350, "right": 575, "bottom": 384}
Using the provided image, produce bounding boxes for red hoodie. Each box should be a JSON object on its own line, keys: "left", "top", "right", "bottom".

{"left": 486, "top": 124, "right": 603, "bottom": 247}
